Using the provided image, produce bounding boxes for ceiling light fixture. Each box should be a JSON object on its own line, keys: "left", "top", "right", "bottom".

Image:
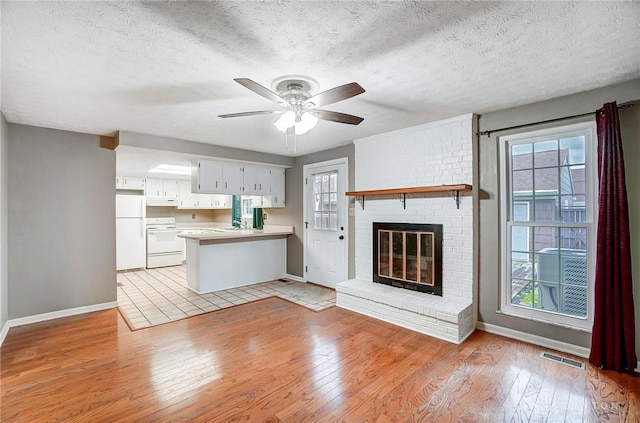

{"left": 148, "top": 164, "right": 191, "bottom": 176}
{"left": 273, "top": 105, "right": 318, "bottom": 135}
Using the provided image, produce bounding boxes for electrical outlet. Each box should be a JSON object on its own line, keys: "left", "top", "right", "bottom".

{"left": 192, "top": 213, "right": 196, "bottom": 219}
{"left": 263, "top": 213, "right": 267, "bottom": 221}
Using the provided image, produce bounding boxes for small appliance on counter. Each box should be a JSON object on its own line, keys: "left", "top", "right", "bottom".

{"left": 146, "top": 217, "right": 183, "bottom": 268}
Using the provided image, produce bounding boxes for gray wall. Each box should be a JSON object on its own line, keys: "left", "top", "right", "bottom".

{"left": 478, "top": 79, "right": 640, "bottom": 352}
{"left": 264, "top": 144, "right": 355, "bottom": 277}
{"left": 0, "top": 114, "right": 8, "bottom": 329}
{"left": 620, "top": 100, "right": 640, "bottom": 358}
{"left": 8, "top": 124, "right": 116, "bottom": 319}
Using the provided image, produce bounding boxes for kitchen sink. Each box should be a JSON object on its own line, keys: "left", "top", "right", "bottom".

{"left": 179, "top": 228, "right": 223, "bottom": 234}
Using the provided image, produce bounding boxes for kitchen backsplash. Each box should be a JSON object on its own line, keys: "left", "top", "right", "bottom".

{"left": 146, "top": 206, "right": 224, "bottom": 223}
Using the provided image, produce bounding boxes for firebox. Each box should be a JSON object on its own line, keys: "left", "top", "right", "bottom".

{"left": 373, "top": 222, "right": 443, "bottom": 295}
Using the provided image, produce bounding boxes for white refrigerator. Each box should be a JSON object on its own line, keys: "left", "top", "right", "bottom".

{"left": 116, "top": 194, "right": 146, "bottom": 271}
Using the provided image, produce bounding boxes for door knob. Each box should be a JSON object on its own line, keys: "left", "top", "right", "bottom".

{"left": 339, "top": 235, "right": 344, "bottom": 240}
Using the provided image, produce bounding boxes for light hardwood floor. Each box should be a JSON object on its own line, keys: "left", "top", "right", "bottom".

{"left": 1, "top": 298, "right": 638, "bottom": 422}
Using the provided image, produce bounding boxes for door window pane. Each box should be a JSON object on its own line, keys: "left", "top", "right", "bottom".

{"left": 312, "top": 170, "right": 338, "bottom": 230}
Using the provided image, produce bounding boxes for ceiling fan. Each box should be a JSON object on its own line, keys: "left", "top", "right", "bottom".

{"left": 219, "top": 77, "right": 365, "bottom": 135}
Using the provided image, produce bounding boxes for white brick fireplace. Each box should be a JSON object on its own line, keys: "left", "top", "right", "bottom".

{"left": 336, "top": 114, "right": 477, "bottom": 343}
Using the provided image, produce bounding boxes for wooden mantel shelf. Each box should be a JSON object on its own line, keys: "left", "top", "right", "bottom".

{"left": 346, "top": 184, "right": 472, "bottom": 210}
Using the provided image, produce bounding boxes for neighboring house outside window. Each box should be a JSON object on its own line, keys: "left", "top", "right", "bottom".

{"left": 499, "top": 122, "right": 596, "bottom": 331}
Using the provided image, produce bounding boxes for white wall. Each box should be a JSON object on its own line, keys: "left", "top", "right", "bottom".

{"left": 353, "top": 114, "right": 475, "bottom": 301}
{"left": 8, "top": 124, "right": 116, "bottom": 319}
{"left": 0, "top": 113, "right": 8, "bottom": 332}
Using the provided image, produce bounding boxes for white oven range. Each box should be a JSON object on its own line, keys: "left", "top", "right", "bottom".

{"left": 146, "top": 217, "right": 183, "bottom": 268}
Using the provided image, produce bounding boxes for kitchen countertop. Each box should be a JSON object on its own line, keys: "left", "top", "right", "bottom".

{"left": 177, "top": 225, "right": 293, "bottom": 241}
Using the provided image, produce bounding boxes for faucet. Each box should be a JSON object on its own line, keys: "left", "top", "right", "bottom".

{"left": 232, "top": 220, "right": 250, "bottom": 229}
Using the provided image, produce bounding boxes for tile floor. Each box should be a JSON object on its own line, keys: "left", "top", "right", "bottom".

{"left": 117, "top": 266, "right": 336, "bottom": 330}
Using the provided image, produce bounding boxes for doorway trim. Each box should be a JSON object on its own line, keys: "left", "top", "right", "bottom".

{"left": 303, "top": 157, "right": 349, "bottom": 286}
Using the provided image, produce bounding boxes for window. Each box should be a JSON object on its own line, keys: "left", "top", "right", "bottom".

{"left": 241, "top": 196, "right": 253, "bottom": 218}
{"left": 313, "top": 170, "right": 338, "bottom": 230}
{"left": 499, "top": 122, "right": 596, "bottom": 330}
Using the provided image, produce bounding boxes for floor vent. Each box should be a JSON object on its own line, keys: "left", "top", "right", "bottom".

{"left": 540, "top": 352, "right": 585, "bottom": 369}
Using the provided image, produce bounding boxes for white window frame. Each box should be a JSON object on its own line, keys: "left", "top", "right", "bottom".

{"left": 499, "top": 121, "right": 597, "bottom": 331}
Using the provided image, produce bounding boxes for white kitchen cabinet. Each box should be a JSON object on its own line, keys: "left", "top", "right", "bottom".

{"left": 195, "top": 194, "right": 230, "bottom": 209}
{"left": 242, "top": 165, "right": 258, "bottom": 195}
{"left": 164, "top": 179, "right": 179, "bottom": 200}
{"left": 222, "top": 163, "right": 244, "bottom": 193}
{"left": 179, "top": 180, "right": 230, "bottom": 209}
{"left": 145, "top": 178, "right": 164, "bottom": 200}
{"left": 146, "top": 178, "right": 178, "bottom": 205}
{"left": 195, "top": 194, "right": 212, "bottom": 208}
{"left": 192, "top": 159, "right": 284, "bottom": 198}
{"left": 116, "top": 176, "right": 145, "bottom": 190}
{"left": 243, "top": 165, "right": 271, "bottom": 195}
{"left": 178, "top": 180, "right": 198, "bottom": 208}
{"left": 211, "top": 194, "right": 231, "bottom": 208}
{"left": 262, "top": 167, "right": 286, "bottom": 208}
{"left": 194, "top": 160, "right": 223, "bottom": 193}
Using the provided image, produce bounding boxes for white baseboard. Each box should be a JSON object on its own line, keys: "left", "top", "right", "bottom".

{"left": 7, "top": 301, "right": 118, "bottom": 329}
{"left": 283, "top": 273, "right": 306, "bottom": 283}
{"left": 0, "top": 320, "right": 9, "bottom": 347}
{"left": 477, "top": 321, "right": 591, "bottom": 359}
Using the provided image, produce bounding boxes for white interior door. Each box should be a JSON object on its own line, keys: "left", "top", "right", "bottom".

{"left": 304, "top": 159, "right": 347, "bottom": 288}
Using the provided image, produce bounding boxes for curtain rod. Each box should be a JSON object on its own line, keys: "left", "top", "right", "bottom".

{"left": 478, "top": 102, "right": 636, "bottom": 138}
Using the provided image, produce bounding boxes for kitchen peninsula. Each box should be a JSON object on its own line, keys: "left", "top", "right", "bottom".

{"left": 178, "top": 225, "right": 294, "bottom": 294}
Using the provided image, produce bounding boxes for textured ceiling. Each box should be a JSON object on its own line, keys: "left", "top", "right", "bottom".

{"left": 2, "top": 1, "right": 639, "bottom": 158}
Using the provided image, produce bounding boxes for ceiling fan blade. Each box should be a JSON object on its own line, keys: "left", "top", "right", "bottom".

{"left": 314, "top": 110, "right": 364, "bottom": 125}
{"left": 234, "top": 78, "right": 284, "bottom": 104}
{"left": 218, "top": 110, "right": 281, "bottom": 118}
{"left": 305, "top": 82, "right": 365, "bottom": 108}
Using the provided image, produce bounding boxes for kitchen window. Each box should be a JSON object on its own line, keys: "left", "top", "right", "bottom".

{"left": 499, "top": 122, "right": 596, "bottom": 330}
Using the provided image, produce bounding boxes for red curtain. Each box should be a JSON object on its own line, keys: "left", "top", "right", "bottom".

{"left": 589, "top": 102, "right": 637, "bottom": 373}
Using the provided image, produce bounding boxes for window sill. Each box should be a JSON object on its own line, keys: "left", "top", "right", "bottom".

{"left": 497, "top": 308, "right": 592, "bottom": 333}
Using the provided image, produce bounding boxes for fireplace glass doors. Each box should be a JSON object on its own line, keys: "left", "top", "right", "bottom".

{"left": 373, "top": 222, "right": 443, "bottom": 295}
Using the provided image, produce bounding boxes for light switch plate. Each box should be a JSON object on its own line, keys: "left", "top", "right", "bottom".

{"left": 349, "top": 207, "right": 355, "bottom": 216}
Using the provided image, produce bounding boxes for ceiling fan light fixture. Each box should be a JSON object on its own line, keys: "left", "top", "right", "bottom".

{"left": 293, "top": 111, "right": 318, "bottom": 135}
{"left": 274, "top": 110, "right": 295, "bottom": 133}
{"left": 223, "top": 77, "right": 364, "bottom": 142}
{"left": 294, "top": 122, "right": 308, "bottom": 135}
{"left": 299, "top": 111, "right": 318, "bottom": 131}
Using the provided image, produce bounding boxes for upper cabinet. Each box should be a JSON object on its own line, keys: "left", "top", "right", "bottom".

{"left": 222, "top": 162, "right": 244, "bottom": 194}
{"left": 191, "top": 159, "right": 286, "bottom": 207}
{"left": 177, "top": 180, "right": 197, "bottom": 208}
{"left": 243, "top": 165, "right": 271, "bottom": 195}
{"left": 116, "top": 176, "right": 145, "bottom": 190}
{"left": 193, "top": 161, "right": 223, "bottom": 193}
{"left": 263, "top": 167, "right": 286, "bottom": 208}
{"left": 145, "top": 178, "right": 178, "bottom": 204}
{"left": 178, "top": 179, "right": 230, "bottom": 209}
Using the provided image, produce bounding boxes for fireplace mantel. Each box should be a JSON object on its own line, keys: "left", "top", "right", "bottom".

{"left": 346, "top": 184, "right": 471, "bottom": 209}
